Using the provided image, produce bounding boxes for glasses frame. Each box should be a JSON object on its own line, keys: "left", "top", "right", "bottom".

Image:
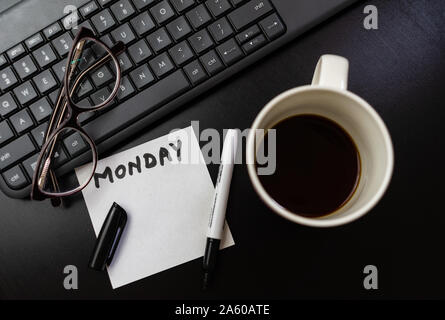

{"left": 31, "top": 27, "right": 125, "bottom": 201}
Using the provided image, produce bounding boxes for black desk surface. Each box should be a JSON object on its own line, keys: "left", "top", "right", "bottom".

{"left": 1, "top": 0, "right": 444, "bottom": 299}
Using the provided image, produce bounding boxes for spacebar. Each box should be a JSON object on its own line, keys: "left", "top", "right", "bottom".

{"left": 84, "top": 70, "right": 190, "bottom": 143}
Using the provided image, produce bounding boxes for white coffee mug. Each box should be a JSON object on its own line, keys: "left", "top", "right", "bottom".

{"left": 246, "top": 55, "right": 394, "bottom": 227}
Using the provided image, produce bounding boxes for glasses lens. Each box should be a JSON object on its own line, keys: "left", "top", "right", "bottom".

{"left": 36, "top": 127, "right": 95, "bottom": 195}
{"left": 68, "top": 39, "right": 118, "bottom": 109}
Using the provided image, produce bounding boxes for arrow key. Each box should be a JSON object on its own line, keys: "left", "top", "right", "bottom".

{"left": 217, "top": 38, "right": 243, "bottom": 65}
{"left": 259, "top": 13, "right": 285, "bottom": 40}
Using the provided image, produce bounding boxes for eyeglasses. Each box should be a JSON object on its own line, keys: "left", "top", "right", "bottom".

{"left": 31, "top": 27, "right": 125, "bottom": 206}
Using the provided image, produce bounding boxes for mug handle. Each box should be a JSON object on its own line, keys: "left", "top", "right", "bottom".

{"left": 311, "top": 55, "right": 349, "bottom": 90}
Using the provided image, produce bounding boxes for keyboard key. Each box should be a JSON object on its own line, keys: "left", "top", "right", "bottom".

{"left": 13, "top": 81, "right": 38, "bottom": 105}
{"left": 33, "top": 44, "right": 57, "bottom": 68}
{"left": 52, "top": 32, "right": 73, "bottom": 57}
{"left": 217, "top": 38, "right": 243, "bottom": 65}
{"left": 13, "top": 55, "right": 38, "bottom": 80}
{"left": 131, "top": 12, "right": 155, "bottom": 37}
{"left": 151, "top": 1, "right": 175, "bottom": 25}
{"left": 146, "top": 28, "right": 172, "bottom": 53}
{"left": 128, "top": 39, "right": 152, "bottom": 64}
{"left": 206, "top": 0, "right": 232, "bottom": 17}
{"left": 91, "top": 65, "right": 114, "bottom": 87}
{"left": 30, "top": 98, "right": 53, "bottom": 122}
{"left": 149, "top": 52, "right": 175, "bottom": 78}
{"left": 129, "top": 65, "right": 155, "bottom": 89}
{"left": 49, "top": 89, "right": 61, "bottom": 106}
{"left": 0, "top": 93, "right": 19, "bottom": 117}
{"left": 33, "top": 70, "right": 58, "bottom": 94}
{"left": 84, "top": 70, "right": 190, "bottom": 142}
{"left": 111, "top": 23, "right": 136, "bottom": 45}
{"left": 259, "top": 13, "right": 285, "bottom": 40}
{"left": 0, "top": 121, "right": 14, "bottom": 145}
{"left": 200, "top": 50, "right": 224, "bottom": 75}
{"left": 231, "top": 0, "right": 245, "bottom": 5}
{"left": 111, "top": 0, "right": 136, "bottom": 22}
{"left": 10, "top": 109, "right": 34, "bottom": 133}
{"left": 0, "top": 67, "right": 18, "bottom": 91}
{"left": 64, "top": 132, "right": 88, "bottom": 157}
{"left": 183, "top": 60, "right": 208, "bottom": 85}
{"left": 80, "top": 1, "right": 99, "bottom": 18}
{"left": 235, "top": 24, "right": 260, "bottom": 43}
{"left": 169, "top": 41, "right": 194, "bottom": 66}
{"left": 90, "top": 87, "right": 112, "bottom": 106}
{"left": 62, "top": 11, "right": 81, "bottom": 31}
{"left": 241, "top": 34, "right": 266, "bottom": 53}
{"left": 0, "top": 54, "right": 7, "bottom": 68}
{"left": 116, "top": 76, "right": 135, "bottom": 101}
{"left": 22, "top": 154, "right": 39, "bottom": 179}
{"left": 92, "top": 40, "right": 109, "bottom": 58}
{"left": 228, "top": 0, "right": 273, "bottom": 30}
{"left": 52, "top": 146, "right": 69, "bottom": 167}
{"left": 25, "top": 33, "right": 44, "bottom": 50}
{"left": 91, "top": 9, "right": 116, "bottom": 34}
{"left": 186, "top": 4, "right": 212, "bottom": 29}
{"left": 2, "top": 165, "right": 28, "bottom": 189}
{"left": 7, "top": 44, "right": 26, "bottom": 61}
{"left": 133, "top": 0, "right": 155, "bottom": 10}
{"left": 43, "top": 22, "right": 63, "bottom": 39}
{"left": 52, "top": 60, "right": 67, "bottom": 82}
{"left": 100, "top": 34, "right": 114, "bottom": 48}
{"left": 188, "top": 29, "right": 214, "bottom": 54}
{"left": 77, "top": 79, "right": 94, "bottom": 99}
{"left": 31, "top": 122, "right": 48, "bottom": 147}
{"left": 208, "top": 17, "right": 234, "bottom": 42}
{"left": 117, "top": 52, "right": 133, "bottom": 72}
{"left": 0, "top": 134, "right": 36, "bottom": 170}
{"left": 167, "top": 16, "right": 192, "bottom": 41}
{"left": 171, "top": 0, "right": 195, "bottom": 13}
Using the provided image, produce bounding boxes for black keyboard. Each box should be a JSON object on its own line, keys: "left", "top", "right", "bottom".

{"left": 0, "top": 0, "right": 332, "bottom": 198}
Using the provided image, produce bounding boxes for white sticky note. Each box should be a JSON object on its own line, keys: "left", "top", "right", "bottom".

{"left": 75, "top": 126, "right": 234, "bottom": 289}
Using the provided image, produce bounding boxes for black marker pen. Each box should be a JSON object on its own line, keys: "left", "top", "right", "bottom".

{"left": 202, "top": 129, "right": 238, "bottom": 290}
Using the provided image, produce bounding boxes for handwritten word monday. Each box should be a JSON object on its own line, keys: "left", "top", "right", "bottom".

{"left": 93, "top": 140, "right": 182, "bottom": 189}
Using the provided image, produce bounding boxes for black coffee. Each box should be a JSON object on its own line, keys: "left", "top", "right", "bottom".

{"left": 256, "top": 114, "right": 360, "bottom": 218}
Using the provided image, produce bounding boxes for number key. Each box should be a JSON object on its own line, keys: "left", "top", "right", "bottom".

{"left": 0, "top": 67, "right": 18, "bottom": 91}
{"left": 110, "top": 0, "right": 136, "bottom": 22}
{"left": 91, "top": 9, "right": 116, "bottom": 34}
{"left": 33, "top": 44, "right": 57, "bottom": 68}
{"left": 13, "top": 55, "right": 38, "bottom": 80}
{"left": 52, "top": 32, "right": 73, "bottom": 57}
